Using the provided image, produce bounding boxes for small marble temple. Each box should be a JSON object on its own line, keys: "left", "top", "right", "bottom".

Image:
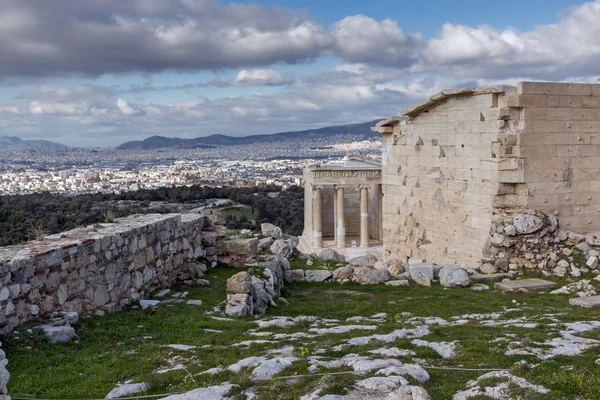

{"left": 300, "top": 81, "right": 600, "bottom": 266}
{"left": 298, "top": 156, "right": 384, "bottom": 258}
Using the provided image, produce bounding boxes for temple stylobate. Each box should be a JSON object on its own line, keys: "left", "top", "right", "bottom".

{"left": 298, "top": 155, "right": 383, "bottom": 259}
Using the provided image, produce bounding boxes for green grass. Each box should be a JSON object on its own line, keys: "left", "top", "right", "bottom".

{"left": 220, "top": 204, "right": 257, "bottom": 221}
{"left": 5, "top": 268, "right": 600, "bottom": 399}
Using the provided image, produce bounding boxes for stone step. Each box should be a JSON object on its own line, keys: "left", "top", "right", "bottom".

{"left": 569, "top": 295, "right": 600, "bottom": 308}
{"left": 494, "top": 278, "right": 557, "bottom": 292}
{"left": 471, "top": 273, "right": 514, "bottom": 283}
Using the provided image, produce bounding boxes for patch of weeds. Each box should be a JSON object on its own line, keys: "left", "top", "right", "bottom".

{"left": 230, "top": 367, "right": 253, "bottom": 390}
{"left": 318, "top": 373, "right": 354, "bottom": 395}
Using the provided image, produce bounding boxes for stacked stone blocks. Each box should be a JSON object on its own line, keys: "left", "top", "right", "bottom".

{"left": 378, "top": 81, "right": 600, "bottom": 267}
{"left": 0, "top": 213, "right": 207, "bottom": 334}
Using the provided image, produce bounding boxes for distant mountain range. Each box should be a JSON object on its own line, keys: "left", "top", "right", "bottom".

{"left": 116, "top": 120, "right": 381, "bottom": 150}
{"left": 0, "top": 136, "right": 69, "bottom": 151}
{"left": 0, "top": 120, "right": 382, "bottom": 152}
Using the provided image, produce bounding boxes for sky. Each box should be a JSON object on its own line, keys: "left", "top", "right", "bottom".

{"left": 0, "top": 0, "right": 599, "bottom": 148}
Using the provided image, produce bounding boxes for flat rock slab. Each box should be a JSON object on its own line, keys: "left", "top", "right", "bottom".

{"left": 494, "top": 278, "right": 557, "bottom": 291}
{"left": 569, "top": 296, "right": 600, "bottom": 308}
{"left": 471, "top": 273, "right": 514, "bottom": 283}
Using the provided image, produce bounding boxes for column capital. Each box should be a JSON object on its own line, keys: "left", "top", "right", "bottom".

{"left": 358, "top": 184, "right": 370, "bottom": 190}
{"left": 334, "top": 184, "right": 347, "bottom": 191}
{"left": 313, "top": 184, "right": 324, "bottom": 191}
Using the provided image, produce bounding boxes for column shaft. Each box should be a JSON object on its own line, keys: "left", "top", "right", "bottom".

{"left": 336, "top": 186, "right": 346, "bottom": 248}
{"left": 360, "top": 186, "right": 369, "bottom": 247}
{"left": 313, "top": 186, "right": 322, "bottom": 249}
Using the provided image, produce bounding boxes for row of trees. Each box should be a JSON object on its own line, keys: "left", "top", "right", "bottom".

{"left": 0, "top": 185, "right": 304, "bottom": 246}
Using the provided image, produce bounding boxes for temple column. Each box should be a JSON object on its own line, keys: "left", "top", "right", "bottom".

{"left": 360, "top": 185, "right": 369, "bottom": 247}
{"left": 313, "top": 185, "right": 323, "bottom": 249}
{"left": 335, "top": 185, "right": 346, "bottom": 248}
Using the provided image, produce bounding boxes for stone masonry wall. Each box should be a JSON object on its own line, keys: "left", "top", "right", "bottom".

{"left": 507, "top": 82, "right": 600, "bottom": 233}
{"left": 0, "top": 213, "right": 209, "bottom": 334}
{"left": 382, "top": 89, "right": 517, "bottom": 266}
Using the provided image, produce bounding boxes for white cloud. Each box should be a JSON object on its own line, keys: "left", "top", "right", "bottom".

{"left": 116, "top": 99, "right": 145, "bottom": 116}
{"left": 417, "top": 0, "right": 600, "bottom": 79}
{"left": 331, "top": 15, "right": 422, "bottom": 66}
{"left": 28, "top": 101, "right": 91, "bottom": 116}
{"left": 215, "top": 69, "right": 294, "bottom": 87}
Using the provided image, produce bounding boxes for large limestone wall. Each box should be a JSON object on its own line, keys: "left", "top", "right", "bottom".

{"left": 382, "top": 90, "right": 516, "bottom": 266}
{"left": 509, "top": 82, "right": 600, "bottom": 233}
{"left": 0, "top": 213, "right": 208, "bottom": 334}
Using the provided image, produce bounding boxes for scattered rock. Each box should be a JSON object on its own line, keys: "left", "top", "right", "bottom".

{"left": 226, "top": 272, "right": 252, "bottom": 294}
{"left": 270, "top": 239, "right": 294, "bottom": 258}
{"left": 439, "top": 267, "right": 470, "bottom": 288}
{"left": 318, "top": 248, "right": 346, "bottom": 262}
{"left": 587, "top": 256, "right": 598, "bottom": 269}
{"left": 139, "top": 300, "right": 160, "bottom": 309}
{"left": 261, "top": 223, "right": 282, "bottom": 239}
{"left": 250, "top": 357, "right": 299, "bottom": 381}
{"left": 304, "top": 270, "right": 332, "bottom": 282}
{"left": 160, "top": 383, "right": 236, "bottom": 400}
{"left": 186, "top": 300, "right": 203, "bottom": 306}
{"left": 586, "top": 232, "right": 600, "bottom": 246}
{"left": 348, "top": 254, "right": 378, "bottom": 267}
{"left": 513, "top": 213, "right": 544, "bottom": 234}
{"left": 479, "top": 263, "right": 497, "bottom": 275}
{"left": 385, "top": 280, "right": 410, "bottom": 287}
{"left": 411, "top": 339, "right": 456, "bottom": 358}
{"left": 291, "top": 269, "right": 305, "bottom": 281}
{"left": 387, "top": 263, "right": 405, "bottom": 276}
{"left": 39, "top": 325, "right": 76, "bottom": 343}
{"left": 410, "top": 270, "right": 431, "bottom": 287}
{"left": 354, "top": 267, "right": 391, "bottom": 284}
{"left": 355, "top": 375, "right": 409, "bottom": 391}
{"left": 225, "top": 293, "right": 253, "bottom": 317}
{"left": 409, "top": 264, "right": 434, "bottom": 280}
{"left": 257, "top": 237, "right": 274, "bottom": 252}
{"left": 332, "top": 266, "right": 354, "bottom": 280}
{"left": 105, "top": 382, "right": 150, "bottom": 399}
{"left": 372, "top": 261, "right": 387, "bottom": 271}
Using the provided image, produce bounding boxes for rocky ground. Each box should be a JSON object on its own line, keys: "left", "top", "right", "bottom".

{"left": 6, "top": 261, "right": 600, "bottom": 400}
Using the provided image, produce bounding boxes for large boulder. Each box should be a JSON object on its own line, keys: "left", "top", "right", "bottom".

{"left": 251, "top": 276, "right": 274, "bottom": 315}
{"left": 348, "top": 254, "right": 378, "bottom": 267}
{"left": 439, "top": 266, "right": 470, "bottom": 288}
{"left": 39, "top": 325, "right": 76, "bottom": 343}
{"left": 319, "top": 248, "right": 346, "bottom": 262}
{"left": 387, "top": 263, "right": 405, "bottom": 276}
{"left": 410, "top": 270, "right": 431, "bottom": 287}
{"left": 282, "top": 234, "right": 300, "bottom": 249}
{"left": 261, "top": 223, "right": 282, "bottom": 239}
{"left": 277, "top": 256, "right": 292, "bottom": 282}
{"left": 332, "top": 265, "right": 354, "bottom": 280}
{"left": 305, "top": 270, "right": 332, "bottom": 282}
{"left": 291, "top": 269, "right": 305, "bottom": 281}
{"left": 513, "top": 213, "right": 545, "bottom": 234}
{"left": 270, "top": 239, "right": 294, "bottom": 258}
{"left": 353, "top": 267, "right": 391, "bottom": 284}
{"left": 223, "top": 238, "right": 258, "bottom": 257}
{"left": 257, "top": 237, "right": 274, "bottom": 252}
{"left": 226, "top": 271, "right": 252, "bottom": 294}
{"left": 225, "top": 293, "right": 253, "bottom": 317}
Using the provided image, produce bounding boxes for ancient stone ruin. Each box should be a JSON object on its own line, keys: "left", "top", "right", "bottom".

{"left": 368, "top": 81, "right": 600, "bottom": 268}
